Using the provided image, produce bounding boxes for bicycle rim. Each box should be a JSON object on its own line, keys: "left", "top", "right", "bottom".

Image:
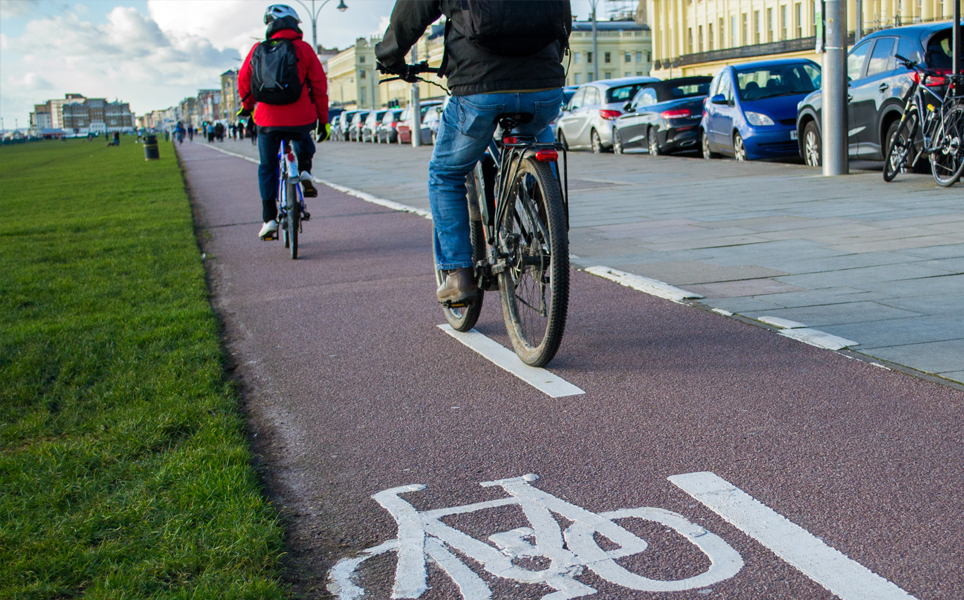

{"left": 497, "top": 158, "right": 569, "bottom": 367}
{"left": 883, "top": 114, "right": 917, "bottom": 182}
{"left": 288, "top": 183, "right": 299, "bottom": 259}
{"left": 931, "top": 105, "right": 964, "bottom": 187}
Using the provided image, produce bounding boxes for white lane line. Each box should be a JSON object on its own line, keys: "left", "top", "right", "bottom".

{"left": 779, "top": 328, "right": 859, "bottom": 350}
{"left": 438, "top": 325, "right": 585, "bottom": 398}
{"left": 584, "top": 266, "right": 703, "bottom": 303}
{"left": 668, "top": 472, "right": 918, "bottom": 600}
{"left": 758, "top": 316, "right": 807, "bottom": 329}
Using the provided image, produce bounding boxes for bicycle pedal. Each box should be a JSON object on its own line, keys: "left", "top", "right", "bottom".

{"left": 302, "top": 211, "right": 310, "bottom": 221}
{"left": 260, "top": 232, "right": 278, "bottom": 241}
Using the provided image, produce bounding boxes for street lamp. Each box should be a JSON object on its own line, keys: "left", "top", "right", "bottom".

{"left": 292, "top": 0, "right": 348, "bottom": 54}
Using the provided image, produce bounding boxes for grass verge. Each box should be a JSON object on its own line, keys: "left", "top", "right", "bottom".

{"left": 0, "top": 139, "right": 288, "bottom": 599}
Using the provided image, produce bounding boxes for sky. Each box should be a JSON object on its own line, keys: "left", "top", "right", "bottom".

{"left": 0, "top": 0, "right": 607, "bottom": 131}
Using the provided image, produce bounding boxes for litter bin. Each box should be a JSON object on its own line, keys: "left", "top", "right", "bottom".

{"left": 144, "top": 135, "right": 160, "bottom": 161}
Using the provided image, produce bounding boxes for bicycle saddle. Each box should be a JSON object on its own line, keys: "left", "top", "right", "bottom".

{"left": 496, "top": 113, "right": 534, "bottom": 128}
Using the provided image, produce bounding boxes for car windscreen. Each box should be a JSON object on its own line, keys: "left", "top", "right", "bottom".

{"left": 605, "top": 83, "right": 649, "bottom": 104}
{"left": 736, "top": 64, "right": 821, "bottom": 101}
{"left": 925, "top": 31, "right": 954, "bottom": 70}
{"left": 657, "top": 81, "right": 711, "bottom": 102}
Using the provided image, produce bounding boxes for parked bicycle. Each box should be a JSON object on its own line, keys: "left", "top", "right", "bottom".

{"left": 379, "top": 63, "right": 572, "bottom": 367}
{"left": 267, "top": 134, "right": 312, "bottom": 259}
{"left": 883, "top": 54, "right": 964, "bottom": 187}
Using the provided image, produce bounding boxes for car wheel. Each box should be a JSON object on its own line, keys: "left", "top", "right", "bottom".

{"left": 734, "top": 133, "right": 748, "bottom": 161}
{"left": 648, "top": 127, "right": 663, "bottom": 156}
{"left": 702, "top": 129, "right": 720, "bottom": 159}
{"left": 558, "top": 130, "right": 569, "bottom": 151}
{"left": 431, "top": 130, "right": 437, "bottom": 145}
{"left": 613, "top": 129, "right": 624, "bottom": 155}
{"left": 591, "top": 129, "right": 603, "bottom": 154}
{"left": 803, "top": 121, "right": 821, "bottom": 168}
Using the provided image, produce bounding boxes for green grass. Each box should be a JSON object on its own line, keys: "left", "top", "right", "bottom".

{"left": 0, "top": 139, "right": 289, "bottom": 599}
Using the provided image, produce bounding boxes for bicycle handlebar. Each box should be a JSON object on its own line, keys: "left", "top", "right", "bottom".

{"left": 376, "top": 61, "right": 440, "bottom": 84}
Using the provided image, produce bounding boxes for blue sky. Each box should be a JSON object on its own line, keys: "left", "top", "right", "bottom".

{"left": 0, "top": 0, "right": 605, "bottom": 131}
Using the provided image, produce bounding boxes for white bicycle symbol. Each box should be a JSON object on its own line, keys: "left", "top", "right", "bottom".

{"left": 328, "top": 474, "right": 743, "bottom": 599}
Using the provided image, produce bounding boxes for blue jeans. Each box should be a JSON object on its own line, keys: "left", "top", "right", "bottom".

{"left": 258, "top": 128, "right": 315, "bottom": 223}
{"left": 429, "top": 89, "right": 563, "bottom": 270}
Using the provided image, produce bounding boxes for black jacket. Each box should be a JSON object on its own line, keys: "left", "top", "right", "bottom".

{"left": 375, "top": 0, "right": 569, "bottom": 96}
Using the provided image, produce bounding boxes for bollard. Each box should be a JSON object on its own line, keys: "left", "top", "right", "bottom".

{"left": 144, "top": 135, "right": 160, "bottom": 161}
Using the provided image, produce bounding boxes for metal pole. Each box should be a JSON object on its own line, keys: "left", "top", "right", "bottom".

{"left": 954, "top": 0, "right": 961, "bottom": 83}
{"left": 411, "top": 45, "right": 421, "bottom": 147}
{"left": 591, "top": 0, "right": 599, "bottom": 81}
{"left": 855, "top": 0, "right": 863, "bottom": 41}
{"left": 822, "top": 0, "right": 848, "bottom": 176}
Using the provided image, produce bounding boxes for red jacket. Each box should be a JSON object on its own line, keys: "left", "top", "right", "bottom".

{"left": 239, "top": 28, "right": 329, "bottom": 127}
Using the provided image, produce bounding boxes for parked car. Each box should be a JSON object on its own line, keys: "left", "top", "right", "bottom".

{"left": 614, "top": 76, "right": 712, "bottom": 155}
{"left": 548, "top": 85, "right": 579, "bottom": 137}
{"left": 362, "top": 109, "right": 389, "bottom": 143}
{"left": 796, "top": 21, "right": 959, "bottom": 167}
{"left": 701, "top": 58, "right": 821, "bottom": 161}
{"left": 376, "top": 108, "right": 404, "bottom": 143}
{"left": 396, "top": 100, "right": 444, "bottom": 145}
{"left": 348, "top": 110, "right": 369, "bottom": 142}
{"left": 423, "top": 105, "right": 444, "bottom": 143}
{"left": 335, "top": 111, "right": 352, "bottom": 140}
{"left": 556, "top": 76, "right": 659, "bottom": 153}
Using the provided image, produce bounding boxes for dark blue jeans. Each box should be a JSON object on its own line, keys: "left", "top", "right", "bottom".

{"left": 257, "top": 128, "right": 315, "bottom": 222}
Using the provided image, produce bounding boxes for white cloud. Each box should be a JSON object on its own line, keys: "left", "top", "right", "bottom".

{"left": 0, "top": 33, "right": 7, "bottom": 50}
{"left": 11, "top": 72, "right": 56, "bottom": 90}
{"left": 0, "top": 0, "right": 40, "bottom": 19}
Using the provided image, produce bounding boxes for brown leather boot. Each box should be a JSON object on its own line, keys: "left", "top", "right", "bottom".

{"left": 436, "top": 267, "right": 478, "bottom": 305}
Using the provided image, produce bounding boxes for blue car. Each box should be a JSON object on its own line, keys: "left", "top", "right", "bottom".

{"left": 700, "top": 58, "right": 821, "bottom": 161}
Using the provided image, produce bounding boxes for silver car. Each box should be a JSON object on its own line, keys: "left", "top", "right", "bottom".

{"left": 556, "top": 77, "right": 659, "bottom": 153}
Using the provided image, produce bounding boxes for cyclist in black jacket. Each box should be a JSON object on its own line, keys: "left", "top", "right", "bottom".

{"left": 376, "top": 0, "right": 570, "bottom": 305}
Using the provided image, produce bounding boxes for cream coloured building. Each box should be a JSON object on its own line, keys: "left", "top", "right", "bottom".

{"left": 646, "top": 0, "right": 959, "bottom": 78}
{"left": 566, "top": 20, "right": 653, "bottom": 85}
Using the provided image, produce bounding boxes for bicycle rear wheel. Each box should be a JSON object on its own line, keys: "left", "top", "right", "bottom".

{"left": 883, "top": 112, "right": 918, "bottom": 182}
{"left": 931, "top": 105, "right": 964, "bottom": 187}
{"left": 287, "top": 182, "right": 299, "bottom": 259}
{"left": 497, "top": 157, "right": 569, "bottom": 367}
{"left": 437, "top": 172, "right": 487, "bottom": 332}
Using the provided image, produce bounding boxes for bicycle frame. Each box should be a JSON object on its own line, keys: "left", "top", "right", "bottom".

{"left": 277, "top": 140, "right": 304, "bottom": 221}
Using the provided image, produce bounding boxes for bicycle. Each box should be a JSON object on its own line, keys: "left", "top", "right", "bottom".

{"left": 883, "top": 55, "right": 964, "bottom": 187}
{"left": 379, "top": 62, "right": 572, "bottom": 367}
{"left": 265, "top": 135, "right": 311, "bottom": 259}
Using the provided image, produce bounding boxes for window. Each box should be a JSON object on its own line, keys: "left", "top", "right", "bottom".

{"left": 624, "top": 71, "right": 631, "bottom": 77}
{"left": 688, "top": 28, "right": 693, "bottom": 52}
{"left": 588, "top": 72, "right": 594, "bottom": 82}
{"left": 731, "top": 15, "right": 737, "bottom": 47}
{"left": 754, "top": 10, "right": 761, "bottom": 44}
{"left": 709, "top": 23, "right": 714, "bottom": 50}
{"left": 360, "top": 69, "right": 366, "bottom": 78}
{"left": 847, "top": 40, "right": 873, "bottom": 81}
{"left": 604, "top": 71, "right": 612, "bottom": 79}
{"left": 359, "top": 56, "right": 365, "bottom": 63}
{"left": 795, "top": 3, "right": 803, "bottom": 38}
{"left": 574, "top": 73, "right": 582, "bottom": 84}
{"left": 646, "top": 51, "right": 651, "bottom": 62}
{"left": 741, "top": 13, "right": 748, "bottom": 45}
{"left": 635, "top": 88, "right": 658, "bottom": 108}
{"left": 625, "top": 52, "right": 631, "bottom": 63}
{"left": 718, "top": 73, "right": 734, "bottom": 101}
{"left": 699, "top": 25, "right": 704, "bottom": 52}
{"left": 587, "top": 51, "right": 593, "bottom": 64}
{"left": 781, "top": 5, "right": 788, "bottom": 40}
{"left": 574, "top": 51, "right": 582, "bottom": 64}
{"left": 568, "top": 88, "right": 585, "bottom": 110}
{"left": 735, "top": 63, "right": 820, "bottom": 101}
{"left": 604, "top": 51, "right": 611, "bottom": 63}
{"left": 719, "top": 17, "right": 724, "bottom": 48}
{"left": 767, "top": 8, "right": 774, "bottom": 42}
{"left": 636, "top": 51, "right": 642, "bottom": 62}
{"left": 866, "top": 38, "right": 896, "bottom": 77}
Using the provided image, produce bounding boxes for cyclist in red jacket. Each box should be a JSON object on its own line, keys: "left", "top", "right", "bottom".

{"left": 238, "top": 4, "right": 331, "bottom": 240}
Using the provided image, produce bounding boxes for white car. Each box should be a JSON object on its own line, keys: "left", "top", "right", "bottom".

{"left": 556, "top": 76, "right": 659, "bottom": 153}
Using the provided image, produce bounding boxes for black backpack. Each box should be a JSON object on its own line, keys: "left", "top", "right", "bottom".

{"left": 250, "top": 39, "right": 303, "bottom": 105}
{"left": 453, "top": 0, "right": 571, "bottom": 57}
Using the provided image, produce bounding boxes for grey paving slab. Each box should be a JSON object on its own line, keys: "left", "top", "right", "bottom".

{"left": 206, "top": 138, "right": 964, "bottom": 385}
{"left": 862, "top": 339, "right": 964, "bottom": 375}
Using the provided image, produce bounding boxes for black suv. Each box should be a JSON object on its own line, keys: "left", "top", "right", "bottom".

{"left": 796, "top": 21, "right": 959, "bottom": 166}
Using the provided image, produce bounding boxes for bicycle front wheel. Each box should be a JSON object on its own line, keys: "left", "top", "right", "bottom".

{"left": 497, "top": 157, "right": 569, "bottom": 367}
{"left": 931, "top": 105, "right": 964, "bottom": 187}
{"left": 287, "top": 182, "right": 299, "bottom": 259}
{"left": 883, "top": 112, "right": 918, "bottom": 182}
{"left": 438, "top": 172, "right": 487, "bottom": 332}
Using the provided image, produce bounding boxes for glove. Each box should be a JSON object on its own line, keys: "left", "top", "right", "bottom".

{"left": 237, "top": 107, "right": 252, "bottom": 119}
{"left": 317, "top": 121, "right": 331, "bottom": 142}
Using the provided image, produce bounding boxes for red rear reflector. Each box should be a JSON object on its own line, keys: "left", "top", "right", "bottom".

{"left": 286, "top": 151, "right": 295, "bottom": 162}
{"left": 535, "top": 149, "right": 558, "bottom": 162}
{"left": 503, "top": 136, "right": 519, "bottom": 144}
{"left": 661, "top": 108, "right": 692, "bottom": 119}
{"left": 599, "top": 110, "right": 621, "bottom": 120}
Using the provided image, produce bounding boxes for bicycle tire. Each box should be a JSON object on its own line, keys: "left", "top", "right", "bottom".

{"left": 931, "top": 105, "right": 964, "bottom": 187}
{"left": 497, "top": 157, "right": 569, "bottom": 367}
{"left": 437, "top": 173, "right": 486, "bottom": 332}
{"left": 883, "top": 112, "right": 918, "bottom": 182}
{"left": 288, "top": 182, "right": 299, "bottom": 259}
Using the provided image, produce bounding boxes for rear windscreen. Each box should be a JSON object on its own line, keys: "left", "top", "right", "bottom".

{"left": 925, "top": 31, "right": 953, "bottom": 70}
{"left": 606, "top": 84, "right": 649, "bottom": 103}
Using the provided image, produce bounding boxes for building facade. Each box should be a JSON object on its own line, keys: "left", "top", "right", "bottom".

{"left": 196, "top": 89, "right": 222, "bottom": 124}
{"left": 646, "top": 0, "right": 960, "bottom": 78}
{"left": 327, "top": 37, "right": 384, "bottom": 110}
{"left": 31, "top": 95, "right": 133, "bottom": 134}
{"left": 566, "top": 20, "right": 653, "bottom": 86}
{"left": 220, "top": 70, "right": 240, "bottom": 120}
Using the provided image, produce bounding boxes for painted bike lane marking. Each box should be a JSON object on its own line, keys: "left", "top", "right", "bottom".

{"left": 669, "top": 472, "right": 917, "bottom": 600}
{"left": 330, "top": 472, "right": 918, "bottom": 600}
{"left": 438, "top": 325, "right": 584, "bottom": 398}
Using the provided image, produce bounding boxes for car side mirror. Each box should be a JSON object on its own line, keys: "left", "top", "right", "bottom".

{"left": 711, "top": 94, "right": 728, "bottom": 105}
{"left": 623, "top": 101, "right": 634, "bottom": 113}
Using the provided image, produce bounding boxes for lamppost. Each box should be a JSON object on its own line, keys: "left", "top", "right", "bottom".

{"left": 292, "top": 0, "right": 348, "bottom": 53}
{"left": 589, "top": 0, "right": 600, "bottom": 82}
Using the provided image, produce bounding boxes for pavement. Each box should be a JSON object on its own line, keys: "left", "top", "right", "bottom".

{"left": 200, "top": 136, "right": 964, "bottom": 387}
{"left": 177, "top": 139, "right": 964, "bottom": 600}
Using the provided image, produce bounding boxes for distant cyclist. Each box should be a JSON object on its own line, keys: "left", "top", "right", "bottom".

{"left": 238, "top": 4, "right": 331, "bottom": 240}
{"left": 376, "top": 0, "right": 570, "bottom": 305}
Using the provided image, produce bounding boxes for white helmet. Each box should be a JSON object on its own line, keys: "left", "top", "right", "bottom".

{"left": 264, "top": 4, "right": 300, "bottom": 25}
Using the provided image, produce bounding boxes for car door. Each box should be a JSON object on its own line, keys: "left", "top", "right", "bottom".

{"left": 709, "top": 71, "right": 736, "bottom": 152}
{"left": 576, "top": 87, "right": 602, "bottom": 147}
{"left": 557, "top": 87, "right": 586, "bottom": 147}
{"left": 631, "top": 88, "right": 659, "bottom": 146}
{"left": 845, "top": 38, "right": 874, "bottom": 156}
{"left": 849, "top": 38, "right": 896, "bottom": 158}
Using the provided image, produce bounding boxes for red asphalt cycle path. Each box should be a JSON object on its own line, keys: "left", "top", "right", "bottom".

{"left": 179, "top": 140, "right": 964, "bottom": 599}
